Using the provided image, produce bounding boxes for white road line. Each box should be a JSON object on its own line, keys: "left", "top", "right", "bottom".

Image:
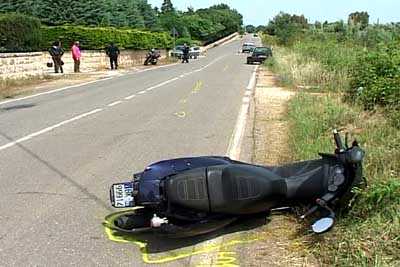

{"left": 0, "top": 108, "right": 103, "bottom": 151}
{"left": 0, "top": 55, "right": 223, "bottom": 107}
{"left": 124, "top": 95, "right": 136, "bottom": 100}
{"left": 227, "top": 66, "right": 258, "bottom": 160}
{"left": 242, "top": 96, "right": 250, "bottom": 104}
{"left": 139, "top": 63, "right": 179, "bottom": 73}
{"left": 246, "top": 70, "right": 257, "bottom": 90}
{"left": 142, "top": 77, "right": 179, "bottom": 92}
{"left": 107, "top": 101, "right": 123, "bottom": 107}
{"left": 0, "top": 63, "right": 184, "bottom": 107}
{"left": 0, "top": 78, "right": 113, "bottom": 107}
{"left": 0, "top": 54, "right": 227, "bottom": 152}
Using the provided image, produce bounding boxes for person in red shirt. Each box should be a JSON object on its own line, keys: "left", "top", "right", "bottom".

{"left": 71, "top": 41, "right": 81, "bottom": 73}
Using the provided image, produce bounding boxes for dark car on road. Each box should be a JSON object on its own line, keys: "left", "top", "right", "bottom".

{"left": 247, "top": 47, "right": 272, "bottom": 64}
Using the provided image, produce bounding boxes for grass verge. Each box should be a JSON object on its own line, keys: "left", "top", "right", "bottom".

{"left": 287, "top": 93, "right": 400, "bottom": 266}
{"left": 266, "top": 46, "right": 351, "bottom": 93}
{"left": 264, "top": 41, "right": 399, "bottom": 265}
{"left": 0, "top": 75, "right": 59, "bottom": 99}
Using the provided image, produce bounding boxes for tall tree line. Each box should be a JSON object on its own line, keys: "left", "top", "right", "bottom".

{"left": 0, "top": 0, "right": 243, "bottom": 43}
{"left": 0, "top": 0, "right": 157, "bottom": 28}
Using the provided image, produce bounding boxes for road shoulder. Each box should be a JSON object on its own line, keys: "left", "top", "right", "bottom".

{"left": 236, "top": 66, "right": 319, "bottom": 266}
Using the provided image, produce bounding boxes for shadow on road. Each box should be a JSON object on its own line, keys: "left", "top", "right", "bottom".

{"left": 144, "top": 215, "right": 268, "bottom": 253}
{"left": 104, "top": 210, "right": 269, "bottom": 254}
{"left": 0, "top": 103, "right": 36, "bottom": 112}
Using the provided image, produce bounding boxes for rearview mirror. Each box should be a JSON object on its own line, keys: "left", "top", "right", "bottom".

{"left": 311, "top": 217, "right": 335, "bottom": 234}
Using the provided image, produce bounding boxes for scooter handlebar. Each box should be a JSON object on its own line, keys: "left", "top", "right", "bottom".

{"left": 333, "top": 129, "right": 345, "bottom": 152}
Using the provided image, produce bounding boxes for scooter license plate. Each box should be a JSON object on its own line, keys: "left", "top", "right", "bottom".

{"left": 110, "top": 182, "right": 135, "bottom": 208}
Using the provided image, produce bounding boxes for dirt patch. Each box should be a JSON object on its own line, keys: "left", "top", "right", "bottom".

{"left": 253, "top": 70, "right": 295, "bottom": 165}
{"left": 1, "top": 72, "right": 117, "bottom": 100}
{"left": 237, "top": 67, "right": 318, "bottom": 266}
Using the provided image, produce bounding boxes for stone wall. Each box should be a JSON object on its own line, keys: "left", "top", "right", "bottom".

{"left": 0, "top": 50, "right": 168, "bottom": 80}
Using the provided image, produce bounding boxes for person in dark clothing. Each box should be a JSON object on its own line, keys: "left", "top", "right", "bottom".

{"left": 49, "top": 41, "right": 64, "bottom": 73}
{"left": 106, "top": 43, "right": 120, "bottom": 70}
{"left": 182, "top": 43, "right": 190, "bottom": 63}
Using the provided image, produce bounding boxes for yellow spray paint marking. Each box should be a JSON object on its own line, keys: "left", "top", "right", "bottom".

{"left": 215, "top": 252, "right": 239, "bottom": 267}
{"left": 174, "top": 80, "right": 203, "bottom": 117}
{"left": 196, "top": 251, "right": 239, "bottom": 267}
{"left": 223, "top": 65, "right": 229, "bottom": 72}
{"left": 192, "top": 80, "right": 203, "bottom": 94}
{"left": 174, "top": 111, "right": 186, "bottom": 118}
{"left": 103, "top": 210, "right": 262, "bottom": 265}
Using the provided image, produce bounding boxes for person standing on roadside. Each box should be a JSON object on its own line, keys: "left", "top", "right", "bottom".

{"left": 49, "top": 41, "right": 64, "bottom": 73}
{"left": 106, "top": 43, "right": 120, "bottom": 70}
{"left": 72, "top": 41, "right": 81, "bottom": 73}
{"left": 182, "top": 43, "right": 190, "bottom": 63}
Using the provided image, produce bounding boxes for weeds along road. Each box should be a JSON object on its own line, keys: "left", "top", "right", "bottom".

{"left": 0, "top": 36, "right": 259, "bottom": 266}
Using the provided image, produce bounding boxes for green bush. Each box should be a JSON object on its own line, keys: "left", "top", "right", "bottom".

{"left": 41, "top": 26, "right": 173, "bottom": 51}
{"left": 0, "top": 13, "right": 42, "bottom": 52}
{"left": 288, "top": 93, "right": 400, "bottom": 266}
{"left": 293, "top": 35, "right": 360, "bottom": 72}
{"left": 348, "top": 42, "right": 400, "bottom": 112}
{"left": 174, "top": 37, "right": 201, "bottom": 46}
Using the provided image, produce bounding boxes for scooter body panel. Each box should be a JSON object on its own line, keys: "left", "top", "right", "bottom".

{"left": 136, "top": 157, "right": 233, "bottom": 204}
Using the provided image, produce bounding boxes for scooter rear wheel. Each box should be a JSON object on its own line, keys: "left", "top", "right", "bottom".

{"left": 104, "top": 209, "right": 153, "bottom": 234}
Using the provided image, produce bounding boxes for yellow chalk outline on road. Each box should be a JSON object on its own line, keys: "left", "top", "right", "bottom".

{"left": 174, "top": 111, "right": 186, "bottom": 118}
{"left": 174, "top": 80, "right": 203, "bottom": 118}
{"left": 103, "top": 210, "right": 261, "bottom": 264}
{"left": 192, "top": 80, "right": 203, "bottom": 94}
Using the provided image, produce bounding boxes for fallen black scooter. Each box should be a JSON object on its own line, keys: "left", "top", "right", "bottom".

{"left": 108, "top": 130, "right": 365, "bottom": 237}
{"left": 144, "top": 51, "right": 161, "bottom": 66}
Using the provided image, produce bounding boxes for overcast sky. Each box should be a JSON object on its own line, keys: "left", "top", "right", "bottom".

{"left": 148, "top": 0, "right": 400, "bottom": 25}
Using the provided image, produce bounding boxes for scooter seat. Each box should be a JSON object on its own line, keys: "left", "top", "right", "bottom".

{"left": 166, "top": 165, "right": 287, "bottom": 215}
{"left": 207, "top": 165, "right": 287, "bottom": 214}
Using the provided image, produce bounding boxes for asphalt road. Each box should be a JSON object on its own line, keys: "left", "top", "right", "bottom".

{"left": 0, "top": 35, "right": 260, "bottom": 266}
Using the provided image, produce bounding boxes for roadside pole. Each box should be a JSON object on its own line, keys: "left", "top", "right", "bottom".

{"left": 172, "top": 27, "right": 177, "bottom": 49}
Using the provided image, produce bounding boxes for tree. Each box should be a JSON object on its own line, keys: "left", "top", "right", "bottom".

{"left": 0, "top": 0, "right": 159, "bottom": 27}
{"left": 210, "top": 4, "right": 230, "bottom": 10}
{"left": 256, "top": 25, "right": 267, "bottom": 33}
{"left": 348, "top": 11, "right": 369, "bottom": 30}
{"left": 0, "top": 0, "right": 244, "bottom": 45}
{"left": 291, "top": 14, "right": 309, "bottom": 28}
{"left": 0, "top": 0, "right": 111, "bottom": 26}
{"left": 0, "top": 13, "right": 42, "bottom": 52}
{"left": 109, "top": 0, "right": 145, "bottom": 28}
{"left": 186, "top": 7, "right": 195, "bottom": 15}
{"left": 137, "top": 0, "right": 158, "bottom": 29}
{"left": 0, "top": 0, "right": 40, "bottom": 16}
{"left": 161, "top": 0, "right": 174, "bottom": 14}
{"left": 266, "top": 12, "right": 308, "bottom": 45}
{"left": 245, "top": 25, "right": 256, "bottom": 33}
